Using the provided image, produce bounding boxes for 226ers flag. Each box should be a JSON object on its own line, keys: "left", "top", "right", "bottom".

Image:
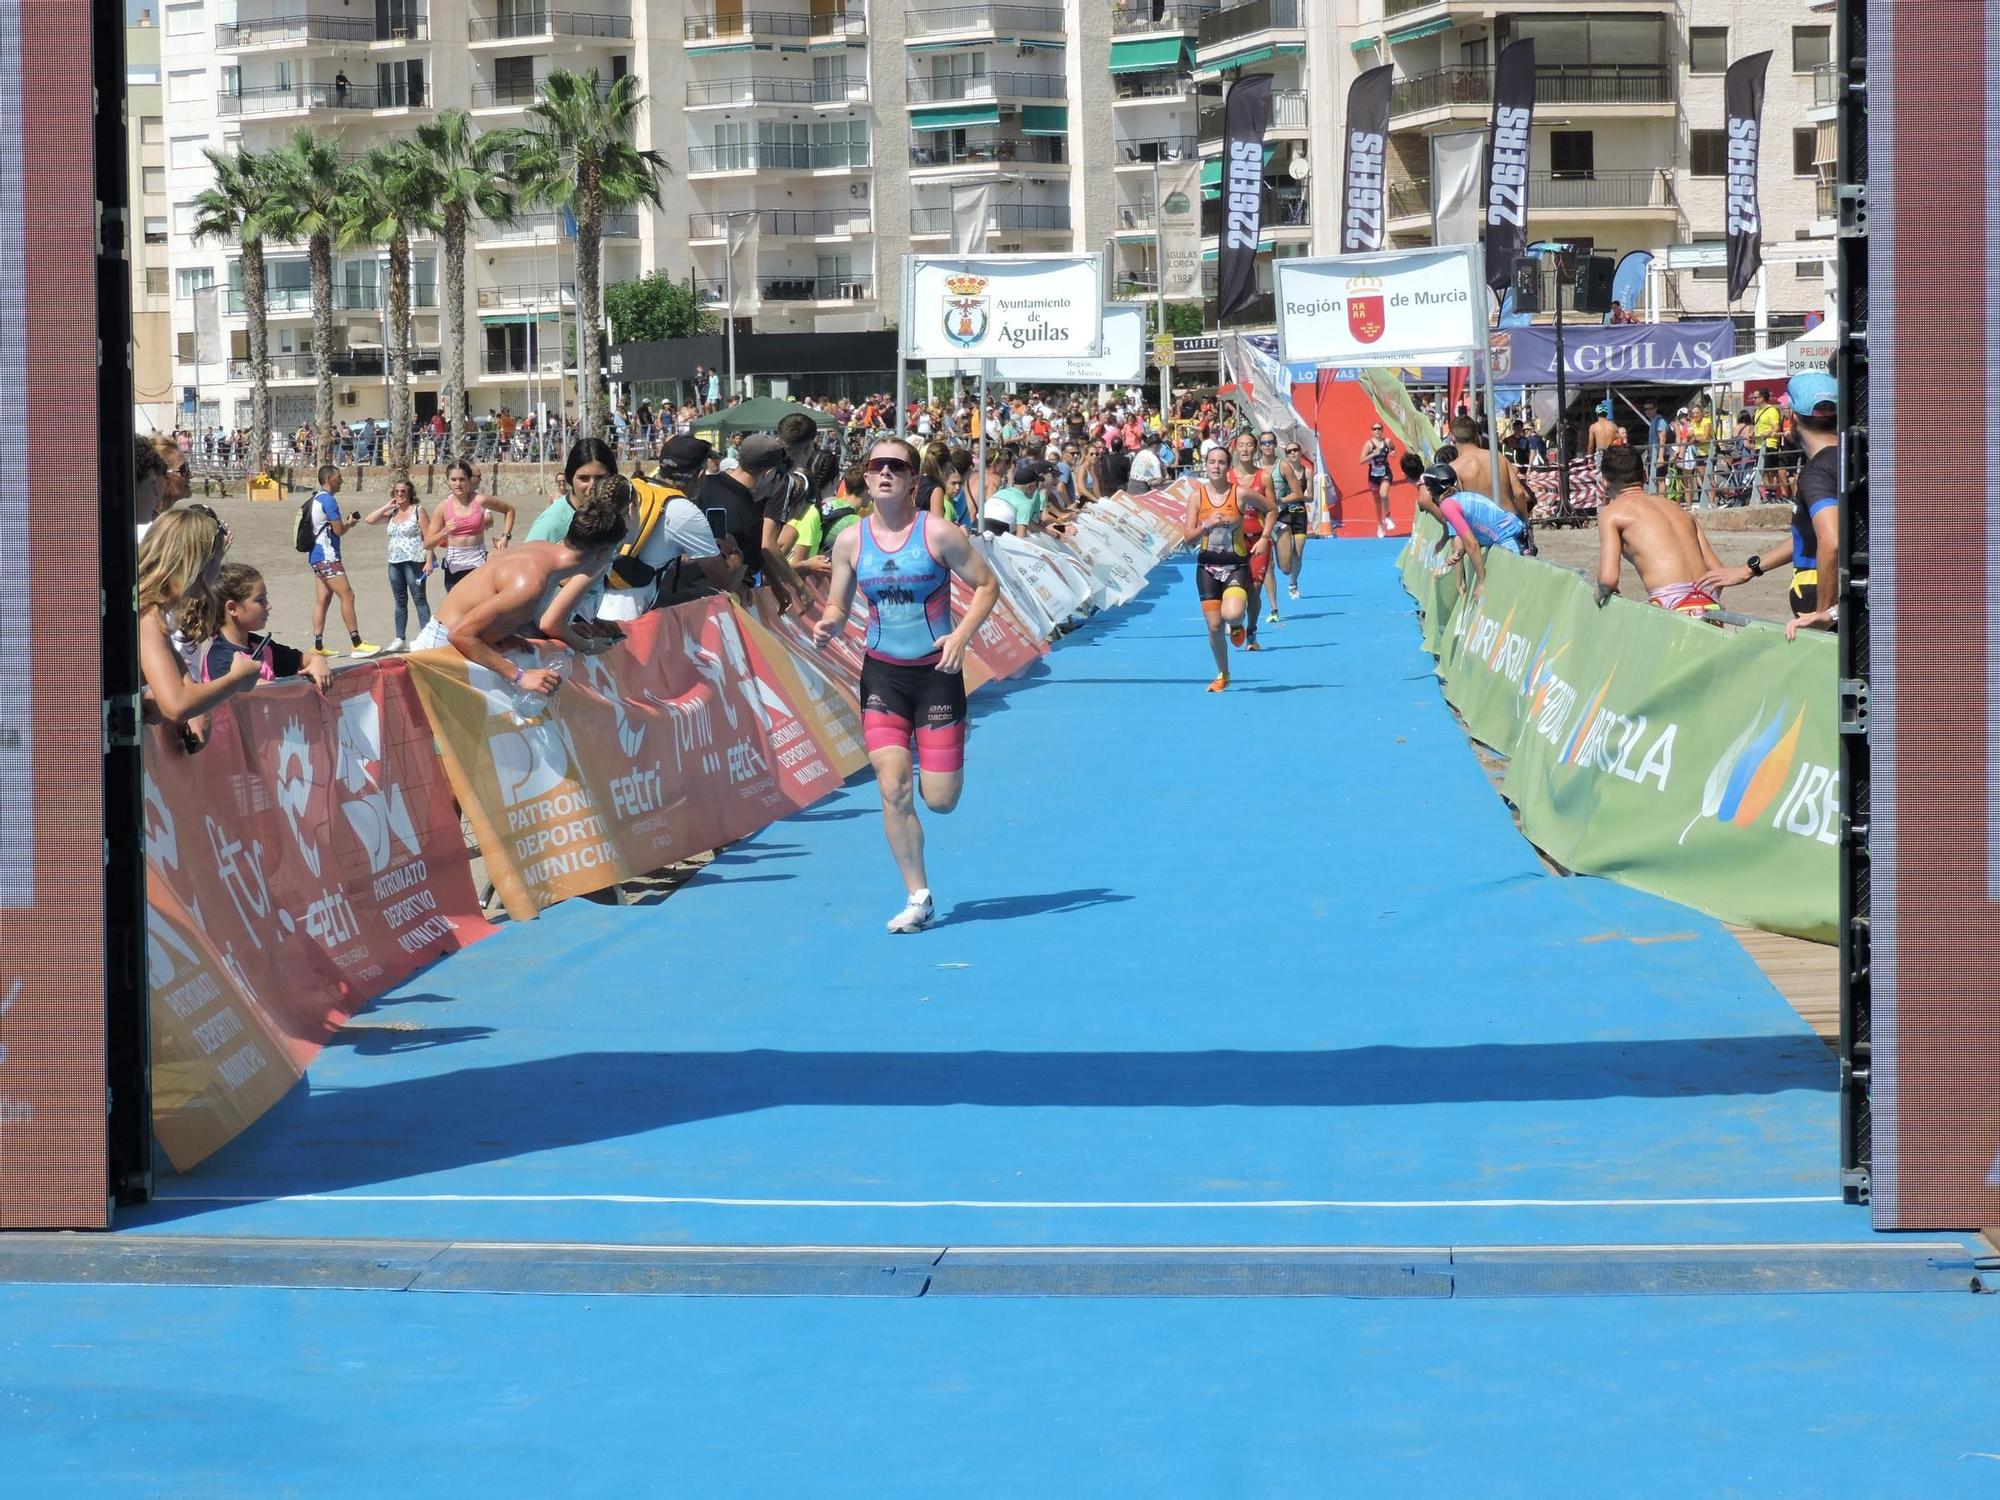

{"left": 1724, "top": 51, "right": 1771, "bottom": 302}
{"left": 1346, "top": 275, "right": 1387, "bottom": 344}
{"left": 1339, "top": 65, "right": 1394, "bottom": 254}
{"left": 1216, "top": 72, "right": 1274, "bottom": 321}
{"left": 1482, "top": 39, "right": 1536, "bottom": 292}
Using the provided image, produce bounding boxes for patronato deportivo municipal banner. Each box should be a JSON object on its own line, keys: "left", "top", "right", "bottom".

{"left": 407, "top": 595, "right": 868, "bottom": 921}
{"left": 143, "top": 662, "right": 495, "bottom": 1168}
{"left": 1399, "top": 521, "right": 1837, "bottom": 942}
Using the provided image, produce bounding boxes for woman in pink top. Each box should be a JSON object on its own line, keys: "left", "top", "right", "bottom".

{"left": 424, "top": 458, "right": 517, "bottom": 591}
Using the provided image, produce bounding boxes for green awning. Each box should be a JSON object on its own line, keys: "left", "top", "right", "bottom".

{"left": 1204, "top": 43, "right": 1274, "bottom": 72}
{"left": 1350, "top": 36, "right": 1380, "bottom": 52}
{"left": 1110, "top": 37, "right": 1187, "bottom": 74}
{"left": 1387, "top": 16, "right": 1454, "bottom": 43}
{"left": 905, "top": 39, "right": 968, "bottom": 52}
{"left": 1021, "top": 105, "right": 1068, "bottom": 135}
{"left": 1200, "top": 238, "right": 1274, "bottom": 261}
{"left": 909, "top": 103, "right": 1002, "bottom": 128}
{"left": 691, "top": 41, "right": 755, "bottom": 53}
{"left": 1200, "top": 157, "right": 1221, "bottom": 188}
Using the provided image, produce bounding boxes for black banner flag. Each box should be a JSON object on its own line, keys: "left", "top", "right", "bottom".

{"left": 1725, "top": 51, "right": 1772, "bottom": 302}
{"left": 1216, "top": 72, "right": 1274, "bottom": 321}
{"left": 1340, "top": 64, "right": 1394, "bottom": 254}
{"left": 1482, "top": 40, "right": 1536, "bottom": 292}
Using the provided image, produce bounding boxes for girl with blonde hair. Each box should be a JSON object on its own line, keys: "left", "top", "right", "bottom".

{"left": 137, "top": 507, "right": 260, "bottom": 739}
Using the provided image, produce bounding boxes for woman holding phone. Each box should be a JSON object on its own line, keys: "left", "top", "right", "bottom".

{"left": 364, "top": 478, "right": 434, "bottom": 651}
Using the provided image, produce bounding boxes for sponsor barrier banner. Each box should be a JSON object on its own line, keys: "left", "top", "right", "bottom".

{"left": 1340, "top": 65, "right": 1393, "bottom": 254}
{"left": 142, "top": 662, "right": 495, "bottom": 1168}
{"left": 1483, "top": 39, "right": 1536, "bottom": 292}
{"left": 1399, "top": 521, "right": 1836, "bottom": 942}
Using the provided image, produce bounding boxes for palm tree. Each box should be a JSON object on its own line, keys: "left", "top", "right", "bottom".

{"left": 337, "top": 143, "right": 441, "bottom": 479}
{"left": 405, "top": 111, "right": 520, "bottom": 460}
{"left": 190, "top": 145, "right": 281, "bottom": 480}
{"left": 513, "top": 70, "right": 668, "bottom": 440}
{"left": 264, "top": 128, "right": 350, "bottom": 462}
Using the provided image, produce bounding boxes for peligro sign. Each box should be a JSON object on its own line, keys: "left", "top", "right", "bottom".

{"left": 903, "top": 253, "right": 1105, "bottom": 362}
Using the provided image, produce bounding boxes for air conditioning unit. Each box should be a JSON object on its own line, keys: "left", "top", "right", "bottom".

{"left": 340, "top": 390, "right": 358, "bottom": 406}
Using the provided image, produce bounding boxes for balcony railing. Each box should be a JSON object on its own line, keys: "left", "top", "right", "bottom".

{"left": 1202, "top": 290, "right": 1276, "bottom": 329}
{"left": 1196, "top": 0, "right": 1300, "bottom": 51}
{"left": 689, "top": 209, "right": 871, "bottom": 237}
{"left": 217, "top": 81, "right": 429, "bottom": 114}
{"left": 470, "top": 82, "right": 537, "bottom": 109}
{"left": 1389, "top": 64, "right": 1671, "bottom": 118}
{"left": 911, "top": 202, "right": 1070, "bottom": 234}
{"left": 905, "top": 5, "right": 1064, "bottom": 36}
{"left": 1200, "top": 188, "right": 1306, "bottom": 236}
{"left": 1382, "top": 170, "right": 1675, "bottom": 218}
{"left": 1116, "top": 199, "right": 1157, "bottom": 231}
{"left": 1812, "top": 62, "right": 1840, "bottom": 108}
{"left": 479, "top": 211, "right": 639, "bottom": 240}
{"left": 229, "top": 353, "right": 316, "bottom": 381}
{"left": 1116, "top": 134, "right": 1198, "bottom": 164}
{"left": 909, "top": 135, "right": 1067, "bottom": 168}
{"left": 685, "top": 75, "right": 866, "bottom": 105}
{"left": 225, "top": 285, "right": 441, "bottom": 313}
{"left": 1111, "top": 3, "right": 1217, "bottom": 33}
{"left": 684, "top": 9, "right": 814, "bottom": 40}
{"left": 689, "top": 140, "right": 873, "bottom": 172}
{"left": 329, "top": 347, "right": 443, "bottom": 377}
{"left": 216, "top": 14, "right": 426, "bottom": 47}
{"left": 481, "top": 350, "right": 570, "bottom": 377}
{"left": 692, "top": 274, "right": 877, "bottom": 303}
{"left": 1387, "top": 178, "right": 1430, "bottom": 220}
{"left": 1384, "top": 0, "right": 1439, "bottom": 14}
{"left": 476, "top": 281, "right": 575, "bottom": 309}
{"left": 907, "top": 72, "right": 1066, "bottom": 103}
{"left": 1197, "top": 88, "right": 1305, "bottom": 138}
{"left": 467, "top": 9, "right": 632, "bottom": 41}
{"left": 1114, "top": 73, "right": 1191, "bottom": 102}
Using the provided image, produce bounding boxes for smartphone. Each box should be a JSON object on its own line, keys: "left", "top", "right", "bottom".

{"left": 704, "top": 506, "right": 730, "bottom": 541}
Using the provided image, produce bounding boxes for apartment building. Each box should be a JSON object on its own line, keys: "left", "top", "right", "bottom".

{"left": 158, "top": 0, "right": 1125, "bottom": 426}
{"left": 128, "top": 16, "right": 177, "bottom": 433}
{"left": 1329, "top": 0, "right": 1830, "bottom": 339}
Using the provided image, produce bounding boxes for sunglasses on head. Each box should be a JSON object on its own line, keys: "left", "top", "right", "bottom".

{"left": 865, "top": 456, "right": 913, "bottom": 476}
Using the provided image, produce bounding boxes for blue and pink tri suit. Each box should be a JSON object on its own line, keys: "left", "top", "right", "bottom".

{"left": 855, "top": 511, "right": 967, "bottom": 772}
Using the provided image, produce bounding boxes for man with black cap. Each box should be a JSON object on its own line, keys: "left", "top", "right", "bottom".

{"left": 597, "top": 434, "right": 731, "bottom": 620}
{"left": 1701, "top": 372, "right": 1840, "bottom": 622}
{"left": 693, "top": 430, "right": 808, "bottom": 610}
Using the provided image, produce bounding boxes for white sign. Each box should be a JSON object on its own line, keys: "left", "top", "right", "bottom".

{"left": 903, "top": 253, "right": 1104, "bottom": 361}
{"left": 1787, "top": 339, "right": 1836, "bottom": 374}
{"left": 927, "top": 304, "right": 1146, "bottom": 384}
{"left": 1274, "top": 246, "right": 1485, "bottom": 369}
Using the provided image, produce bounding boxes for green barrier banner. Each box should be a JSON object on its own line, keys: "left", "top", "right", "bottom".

{"left": 1399, "top": 521, "right": 1838, "bottom": 942}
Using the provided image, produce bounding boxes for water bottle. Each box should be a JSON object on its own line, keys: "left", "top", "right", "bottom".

{"left": 510, "top": 649, "right": 571, "bottom": 728}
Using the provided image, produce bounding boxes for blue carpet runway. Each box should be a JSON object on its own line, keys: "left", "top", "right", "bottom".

{"left": 6, "top": 543, "right": 1994, "bottom": 1495}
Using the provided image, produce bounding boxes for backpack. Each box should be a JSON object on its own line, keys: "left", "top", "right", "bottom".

{"left": 606, "top": 477, "right": 681, "bottom": 591}
{"left": 293, "top": 492, "right": 327, "bottom": 553}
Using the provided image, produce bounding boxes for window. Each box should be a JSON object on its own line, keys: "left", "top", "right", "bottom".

{"left": 376, "top": 58, "right": 426, "bottom": 107}
{"left": 1793, "top": 128, "right": 1816, "bottom": 177}
{"left": 493, "top": 55, "right": 535, "bottom": 103}
{"left": 1689, "top": 27, "right": 1727, "bottom": 74}
{"left": 128, "top": 64, "right": 160, "bottom": 86}
{"left": 169, "top": 134, "right": 205, "bottom": 170}
{"left": 145, "top": 267, "right": 169, "bottom": 296}
{"left": 164, "top": 3, "right": 201, "bottom": 35}
{"left": 140, "top": 116, "right": 163, "bottom": 143}
{"left": 143, "top": 216, "right": 168, "bottom": 245}
{"left": 1795, "top": 232, "right": 1824, "bottom": 279}
{"left": 1550, "top": 131, "right": 1594, "bottom": 179}
{"left": 177, "top": 266, "right": 216, "bottom": 298}
{"left": 167, "top": 69, "right": 205, "bottom": 105}
{"left": 142, "top": 166, "right": 165, "bottom": 196}
{"left": 1793, "top": 26, "right": 1831, "bottom": 72}
{"left": 177, "top": 331, "right": 196, "bottom": 363}
{"left": 1689, "top": 129, "right": 1727, "bottom": 177}
{"left": 1691, "top": 234, "right": 1725, "bottom": 281}
{"left": 172, "top": 201, "right": 197, "bottom": 236}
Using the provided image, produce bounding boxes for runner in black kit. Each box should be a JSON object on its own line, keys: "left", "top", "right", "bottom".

{"left": 811, "top": 436, "right": 1002, "bottom": 933}
{"left": 1699, "top": 372, "right": 1841, "bottom": 620}
{"left": 1359, "top": 423, "right": 1395, "bottom": 537}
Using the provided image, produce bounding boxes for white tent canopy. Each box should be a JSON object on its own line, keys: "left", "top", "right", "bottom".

{"left": 1709, "top": 329, "right": 1837, "bottom": 385}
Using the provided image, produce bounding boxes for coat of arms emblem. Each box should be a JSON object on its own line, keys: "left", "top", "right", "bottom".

{"left": 944, "top": 272, "right": 990, "bottom": 348}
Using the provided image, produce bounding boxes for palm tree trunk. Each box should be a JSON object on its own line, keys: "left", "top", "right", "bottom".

{"left": 576, "top": 199, "right": 603, "bottom": 440}
{"left": 309, "top": 230, "right": 335, "bottom": 462}
{"left": 444, "top": 205, "right": 470, "bottom": 460}
{"left": 388, "top": 229, "right": 412, "bottom": 480}
{"left": 243, "top": 237, "right": 271, "bottom": 481}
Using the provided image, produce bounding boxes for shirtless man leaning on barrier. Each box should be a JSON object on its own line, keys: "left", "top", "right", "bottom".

{"left": 1594, "top": 446, "right": 1723, "bottom": 616}
{"left": 410, "top": 479, "right": 635, "bottom": 695}
{"left": 1446, "top": 414, "right": 1535, "bottom": 532}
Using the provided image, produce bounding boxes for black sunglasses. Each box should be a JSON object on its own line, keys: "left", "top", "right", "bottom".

{"left": 865, "top": 456, "right": 913, "bottom": 476}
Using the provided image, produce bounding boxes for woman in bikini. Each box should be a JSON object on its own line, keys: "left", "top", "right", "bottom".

{"left": 424, "top": 458, "right": 518, "bottom": 591}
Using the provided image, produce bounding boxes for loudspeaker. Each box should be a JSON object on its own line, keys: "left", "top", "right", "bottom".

{"left": 1573, "top": 254, "right": 1616, "bottom": 315}
{"left": 1510, "top": 256, "right": 1541, "bottom": 312}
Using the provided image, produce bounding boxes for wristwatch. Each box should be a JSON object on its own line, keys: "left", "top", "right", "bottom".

{"left": 1746, "top": 554, "right": 1765, "bottom": 578}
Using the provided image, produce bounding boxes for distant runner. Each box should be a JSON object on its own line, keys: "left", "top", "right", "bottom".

{"left": 1359, "top": 423, "right": 1395, "bottom": 537}
{"left": 811, "top": 437, "right": 1002, "bottom": 935}
{"left": 1183, "top": 444, "right": 1277, "bottom": 693}
{"left": 1270, "top": 437, "right": 1312, "bottom": 602}
{"left": 1593, "top": 446, "right": 1724, "bottom": 615}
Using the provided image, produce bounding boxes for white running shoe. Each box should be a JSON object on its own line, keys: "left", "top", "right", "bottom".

{"left": 1288, "top": 584, "right": 1301, "bottom": 600}
{"left": 887, "top": 889, "right": 935, "bottom": 934}
{"left": 386, "top": 637, "right": 407, "bottom": 653}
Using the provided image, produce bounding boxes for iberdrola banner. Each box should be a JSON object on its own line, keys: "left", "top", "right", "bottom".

{"left": 1400, "top": 521, "right": 1837, "bottom": 941}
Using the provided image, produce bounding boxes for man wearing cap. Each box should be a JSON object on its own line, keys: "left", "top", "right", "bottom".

{"left": 696, "top": 431, "right": 808, "bottom": 610}
{"left": 1585, "top": 400, "right": 1621, "bottom": 472}
{"left": 1701, "top": 372, "right": 1841, "bottom": 622}
{"left": 596, "top": 436, "right": 732, "bottom": 620}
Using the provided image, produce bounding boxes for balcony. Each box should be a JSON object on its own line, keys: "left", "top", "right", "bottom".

{"left": 1813, "top": 62, "right": 1840, "bottom": 108}
{"left": 482, "top": 349, "right": 572, "bottom": 377}
{"left": 904, "top": 5, "right": 1065, "bottom": 38}
{"left": 685, "top": 76, "right": 867, "bottom": 106}
{"left": 907, "top": 72, "right": 1066, "bottom": 103}
{"left": 909, "top": 135, "right": 1067, "bottom": 169}
{"left": 223, "top": 284, "right": 441, "bottom": 314}
{"left": 689, "top": 140, "right": 872, "bottom": 173}
{"left": 470, "top": 76, "right": 612, "bottom": 110}
{"left": 1200, "top": 188, "right": 1307, "bottom": 237}
{"left": 1385, "top": 170, "right": 1675, "bottom": 221}
{"left": 688, "top": 208, "right": 871, "bottom": 238}
{"left": 330, "top": 346, "right": 443, "bottom": 377}
{"left": 467, "top": 9, "right": 631, "bottom": 43}
{"left": 1111, "top": 2, "right": 1217, "bottom": 33}
{"left": 684, "top": 9, "right": 814, "bottom": 41}
{"left": 1114, "top": 73, "right": 1192, "bottom": 103}
{"left": 1387, "top": 178, "right": 1430, "bottom": 221}
{"left": 1201, "top": 290, "right": 1276, "bottom": 329}
{"left": 1196, "top": 0, "right": 1299, "bottom": 52}
{"left": 692, "top": 274, "right": 876, "bottom": 304}
{"left": 1116, "top": 133, "right": 1198, "bottom": 165}
{"left": 217, "top": 81, "right": 430, "bottom": 115}
{"left": 229, "top": 353, "right": 316, "bottom": 381}
{"left": 479, "top": 211, "right": 639, "bottom": 241}
{"left": 1115, "top": 198, "right": 1157, "bottom": 232}
{"left": 1197, "top": 88, "right": 1305, "bottom": 139}
{"left": 910, "top": 202, "right": 1070, "bottom": 234}
{"left": 1388, "top": 64, "right": 1671, "bottom": 121}
{"left": 476, "top": 281, "right": 575, "bottom": 309}
{"left": 215, "top": 14, "right": 426, "bottom": 48}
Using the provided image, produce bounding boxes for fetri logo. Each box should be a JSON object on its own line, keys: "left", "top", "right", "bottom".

{"left": 1683, "top": 701, "right": 1837, "bottom": 845}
